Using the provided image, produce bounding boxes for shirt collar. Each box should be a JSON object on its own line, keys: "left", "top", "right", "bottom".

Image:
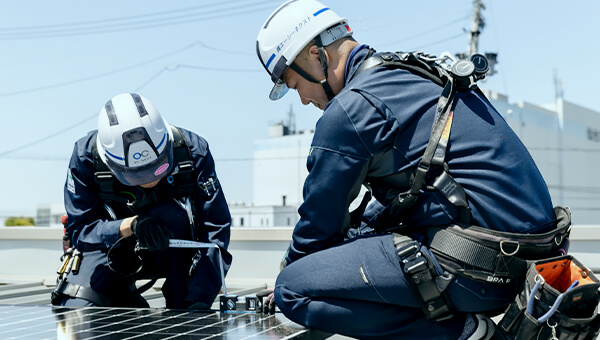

{"left": 344, "top": 44, "right": 371, "bottom": 83}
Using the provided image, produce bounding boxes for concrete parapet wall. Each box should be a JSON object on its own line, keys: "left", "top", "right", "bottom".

{"left": 0, "top": 225, "right": 597, "bottom": 285}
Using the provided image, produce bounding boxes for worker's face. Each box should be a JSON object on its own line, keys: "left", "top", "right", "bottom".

{"left": 139, "top": 178, "right": 162, "bottom": 189}
{"left": 282, "top": 63, "right": 329, "bottom": 111}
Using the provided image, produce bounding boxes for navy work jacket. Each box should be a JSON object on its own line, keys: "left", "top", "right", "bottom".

{"left": 286, "top": 45, "right": 555, "bottom": 265}
{"left": 64, "top": 126, "right": 231, "bottom": 269}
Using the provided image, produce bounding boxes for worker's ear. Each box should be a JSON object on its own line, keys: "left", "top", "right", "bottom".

{"left": 307, "top": 44, "right": 327, "bottom": 63}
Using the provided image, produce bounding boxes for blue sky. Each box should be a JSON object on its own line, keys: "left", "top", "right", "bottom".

{"left": 0, "top": 0, "right": 598, "bottom": 217}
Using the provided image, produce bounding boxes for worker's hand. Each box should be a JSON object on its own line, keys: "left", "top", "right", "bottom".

{"left": 130, "top": 215, "right": 173, "bottom": 252}
{"left": 256, "top": 288, "right": 276, "bottom": 314}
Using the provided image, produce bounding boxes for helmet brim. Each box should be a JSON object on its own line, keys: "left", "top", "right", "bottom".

{"left": 269, "top": 79, "right": 290, "bottom": 101}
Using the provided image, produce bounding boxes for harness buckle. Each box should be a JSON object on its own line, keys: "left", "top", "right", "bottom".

{"left": 397, "top": 241, "right": 455, "bottom": 321}
{"left": 405, "top": 256, "right": 428, "bottom": 275}
{"left": 396, "top": 241, "right": 419, "bottom": 260}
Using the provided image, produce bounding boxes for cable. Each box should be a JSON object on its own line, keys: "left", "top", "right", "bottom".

{"left": 0, "top": 42, "right": 197, "bottom": 98}
{"left": 135, "top": 63, "right": 262, "bottom": 91}
{"left": 0, "top": 0, "right": 248, "bottom": 31}
{"left": 0, "top": 40, "right": 254, "bottom": 98}
{"left": 412, "top": 33, "right": 465, "bottom": 51}
{"left": 379, "top": 16, "right": 469, "bottom": 48}
{"left": 0, "top": 1, "right": 278, "bottom": 40}
{"left": 0, "top": 113, "right": 97, "bottom": 158}
{"left": 0, "top": 47, "right": 263, "bottom": 155}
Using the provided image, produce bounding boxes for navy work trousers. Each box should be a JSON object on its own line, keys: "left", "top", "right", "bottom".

{"left": 61, "top": 201, "right": 203, "bottom": 309}
{"left": 274, "top": 234, "right": 513, "bottom": 339}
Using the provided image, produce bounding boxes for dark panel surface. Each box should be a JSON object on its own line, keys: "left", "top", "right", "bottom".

{"left": 0, "top": 305, "right": 332, "bottom": 339}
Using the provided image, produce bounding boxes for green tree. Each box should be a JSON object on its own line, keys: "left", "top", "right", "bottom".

{"left": 4, "top": 216, "right": 35, "bottom": 226}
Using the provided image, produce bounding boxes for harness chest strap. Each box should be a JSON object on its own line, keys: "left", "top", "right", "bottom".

{"left": 350, "top": 51, "right": 473, "bottom": 227}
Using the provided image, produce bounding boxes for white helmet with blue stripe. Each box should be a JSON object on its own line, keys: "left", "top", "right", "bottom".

{"left": 96, "top": 93, "right": 174, "bottom": 186}
{"left": 256, "top": 0, "right": 352, "bottom": 100}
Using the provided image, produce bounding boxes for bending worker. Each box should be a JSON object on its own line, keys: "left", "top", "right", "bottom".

{"left": 54, "top": 93, "right": 232, "bottom": 309}
{"left": 256, "top": 1, "right": 569, "bottom": 339}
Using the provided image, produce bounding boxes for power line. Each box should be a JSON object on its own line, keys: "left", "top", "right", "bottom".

{"left": 0, "top": 40, "right": 254, "bottom": 98}
{"left": 0, "top": 0, "right": 248, "bottom": 31}
{"left": 135, "top": 64, "right": 261, "bottom": 91}
{"left": 0, "top": 42, "right": 197, "bottom": 98}
{"left": 0, "top": 1, "right": 278, "bottom": 40}
{"left": 0, "top": 113, "right": 97, "bottom": 158}
{"left": 412, "top": 33, "right": 465, "bottom": 51}
{"left": 379, "top": 16, "right": 469, "bottom": 48}
{"left": 0, "top": 45, "right": 262, "bottom": 156}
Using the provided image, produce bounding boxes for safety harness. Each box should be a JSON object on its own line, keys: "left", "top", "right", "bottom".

{"left": 349, "top": 50, "right": 572, "bottom": 321}
{"left": 52, "top": 126, "right": 221, "bottom": 306}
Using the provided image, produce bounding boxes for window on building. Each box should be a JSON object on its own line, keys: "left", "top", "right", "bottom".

{"left": 240, "top": 217, "right": 244, "bottom": 226}
{"left": 287, "top": 217, "right": 291, "bottom": 226}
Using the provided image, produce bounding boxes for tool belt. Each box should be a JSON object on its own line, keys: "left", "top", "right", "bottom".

{"left": 424, "top": 206, "right": 571, "bottom": 292}
{"left": 392, "top": 206, "right": 571, "bottom": 322}
{"left": 498, "top": 255, "right": 600, "bottom": 339}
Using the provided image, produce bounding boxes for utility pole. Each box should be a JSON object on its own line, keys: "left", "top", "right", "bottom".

{"left": 458, "top": 0, "right": 497, "bottom": 76}
{"left": 468, "top": 0, "right": 485, "bottom": 55}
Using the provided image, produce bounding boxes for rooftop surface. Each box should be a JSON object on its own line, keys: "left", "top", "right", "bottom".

{"left": 1, "top": 226, "right": 598, "bottom": 339}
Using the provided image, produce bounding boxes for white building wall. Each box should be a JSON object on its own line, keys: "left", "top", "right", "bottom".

{"left": 229, "top": 204, "right": 299, "bottom": 228}
{"left": 36, "top": 203, "right": 66, "bottom": 227}
{"left": 490, "top": 91, "right": 600, "bottom": 225}
{"left": 253, "top": 90, "right": 600, "bottom": 225}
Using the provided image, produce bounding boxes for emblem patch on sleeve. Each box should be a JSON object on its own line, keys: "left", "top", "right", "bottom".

{"left": 67, "top": 169, "right": 76, "bottom": 194}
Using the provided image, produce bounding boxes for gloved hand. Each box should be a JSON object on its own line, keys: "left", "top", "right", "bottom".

{"left": 256, "top": 288, "right": 276, "bottom": 314}
{"left": 130, "top": 215, "right": 173, "bottom": 252}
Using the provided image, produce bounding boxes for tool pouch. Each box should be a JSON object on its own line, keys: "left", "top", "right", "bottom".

{"left": 499, "top": 255, "right": 600, "bottom": 339}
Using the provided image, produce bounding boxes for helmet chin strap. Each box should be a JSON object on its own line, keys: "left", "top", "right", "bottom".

{"left": 288, "top": 35, "right": 337, "bottom": 102}
{"left": 313, "top": 35, "right": 336, "bottom": 101}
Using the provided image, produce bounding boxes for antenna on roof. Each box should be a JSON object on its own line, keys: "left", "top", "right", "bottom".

{"left": 287, "top": 104, "right": 296, "bottom": 135}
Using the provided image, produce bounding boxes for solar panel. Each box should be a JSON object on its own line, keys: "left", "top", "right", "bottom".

{"left": 0, "top": 304, "right": 334, "bottom": 339}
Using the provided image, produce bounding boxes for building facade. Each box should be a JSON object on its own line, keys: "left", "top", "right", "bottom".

{"left": 248, "top": 90, "right": 600, "bottom": 226}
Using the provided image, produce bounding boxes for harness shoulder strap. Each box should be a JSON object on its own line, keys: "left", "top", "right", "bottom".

{"left": 348, "top": 51, "right": 448, "bottom": 86}
{"left": 350, "top": 51, "right": 476, "bottom": 227}
{"left": 93, "top": 139, "right": 129, "bottom": 205}
{"left": 168, "top": 126, "right": 195, "bottom": 197}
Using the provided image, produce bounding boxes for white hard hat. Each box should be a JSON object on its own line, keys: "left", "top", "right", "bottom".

{"left": 256, "top": 0, "right": 352, "bottom": 100}
{"left": 96, "top": 93, "right": 174, "bottom": 186}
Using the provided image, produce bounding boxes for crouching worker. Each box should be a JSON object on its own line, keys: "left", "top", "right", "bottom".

{"left": 256, "top": 1, "right": 570, "bottom": 339}
{"left": 53, "top": 93, "right": 232, "bottom": 309}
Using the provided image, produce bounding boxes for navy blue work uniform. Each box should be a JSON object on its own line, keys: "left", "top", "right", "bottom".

{"left": 273, "top": 45, "right": 556, "bottom": 339}
{"left": 62, "top": 127, "right": 231, "bottom": 309}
